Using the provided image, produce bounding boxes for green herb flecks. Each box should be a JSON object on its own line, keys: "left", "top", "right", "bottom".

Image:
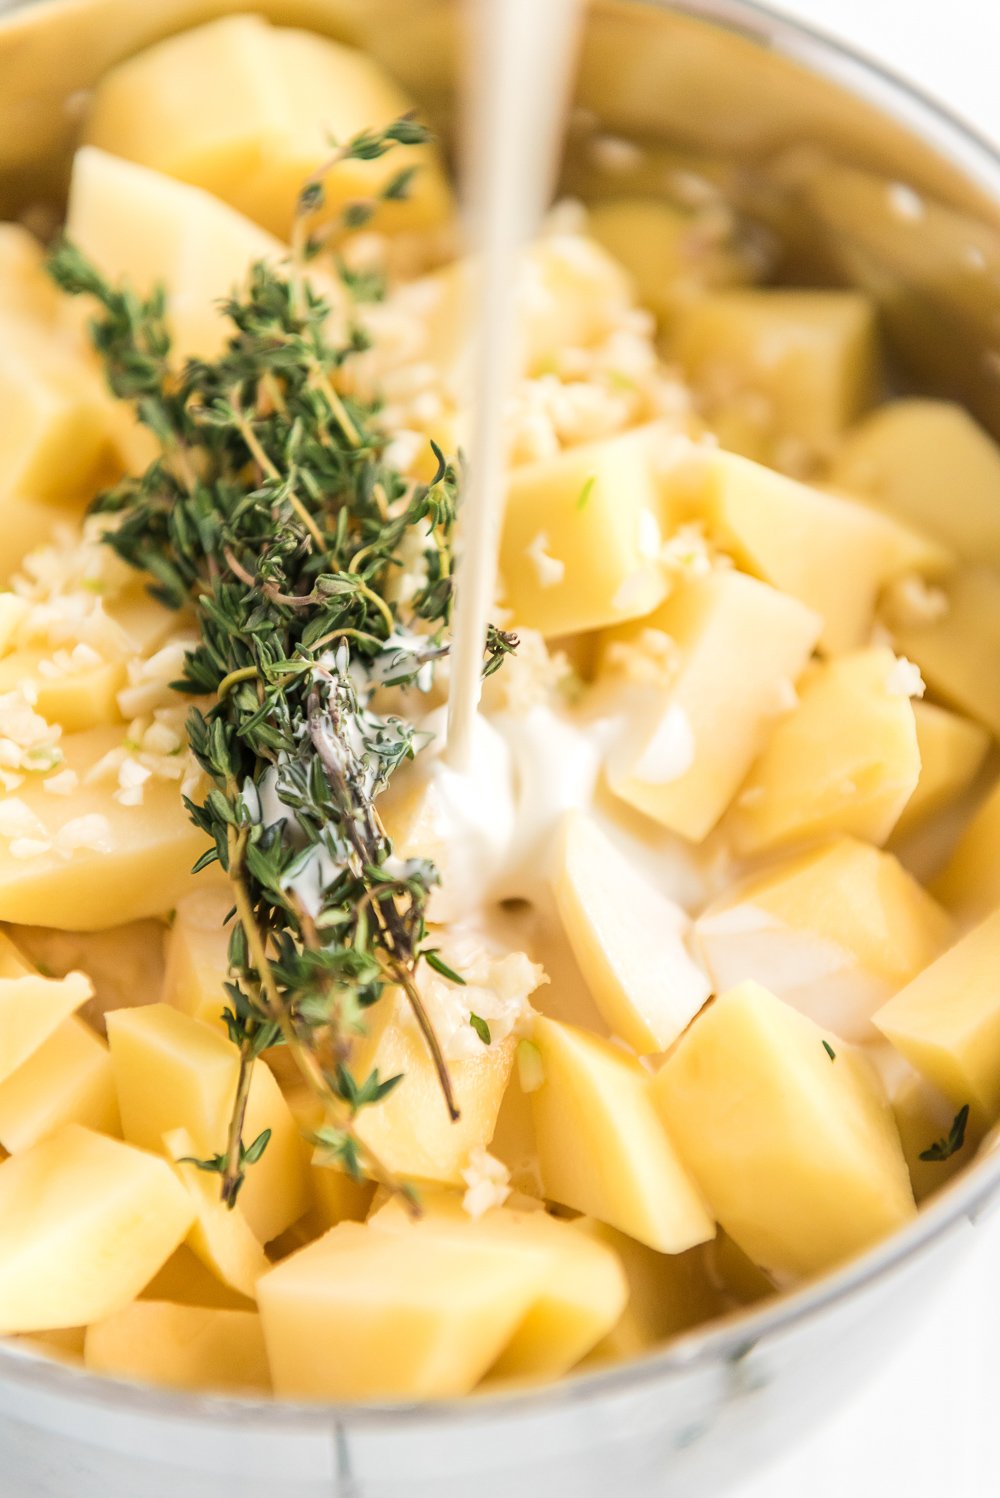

{"left": 919, "top": 1103, "right": 970, "bottom": 1163}
{"left": 48, "top": 119, "right": 511, "bottom": 1210}
{"left": 821, "top": 1040, "right": 836, "bottom": 1062}
{"left": 469, "top": 1013, "right": 491, "bottom": 1046}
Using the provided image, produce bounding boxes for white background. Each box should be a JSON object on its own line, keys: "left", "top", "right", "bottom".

{"left": 733, "top": 4, "right": 1000, "bottom": 1496}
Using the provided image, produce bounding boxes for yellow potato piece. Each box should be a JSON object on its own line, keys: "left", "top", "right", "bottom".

{"left": 352, "top": 988, "right": 517, "bottom": 1186}
{"left": 0, "top": 727, "right": 207, "bottom": 930}
{"left": 587, "top": 197, "right": 757, "bottom": 326}
{"left": 605, "top": 569, "right": 821, "bottom": 841}
{"left": 86, "top": 1300, "right": 269, "bottom": 1394}
{"left": 0, "top": 1124, "right": 194, "bottom": 1332}
{"left": 162, "top": 885, "right": 232, "bottom": 1031}
{"left": 11, "top": 917, "right": 167, "bottom": 1031}
{"left": 257, "top": 1219, "right": 547, "bottom": 1400}
{"left": 0, "top": 492, "right": 74, "bottom": 583}
{"left": 0, "top": 1015, "right": 119, "bottom": 1152}
{"left": 671, "top": 289, "right": 879, "bottom": 454}
{"left": 530, "top": 1015, "right": 714, "bottom": 1253}
{"left": 0, "top": 969, "right": 92, "bottom": 1086}
{"left": 874, "top": 908, "right": 1000, "bottom": 1130}
{"left": 12, "top": 1325, "right": 86, "bottom": 1365}
{"left": 0, "top": 225, "right": 61, "bottom": 326}
{"left": 829, "top": 400, "right": 1000, "bottom": 568}
{"left": 695, "top": 837, "right": 954, "bottom": 1041}
{"left": 371, "top": 1193, "right": 627, "bottom": 1380}
{"left": 679, "top": 449, "right": 949, "bottom": 653}
{"left": 654, "top": 981, "right": 915, "bottom": 1280}
{"left": 163, "top": 1128, "right": 269, "bottom": 1301}
{"left": 499, "top": 426, "right": 668, "bottom": 637}
{"left": 106, "top": 1004, "right": 308, "bottom": 1245}
{"left": 0, "top": 648, "right": 125, "bottom": 732}
{"left": 892, "top": 699, "right": 990, "bottom": 840}
{"left": 141, "top": 1245, "right": 255, "bottom": 1311}
{"left": 932, "top": 778, "right": 1000, "bottom": 919}
{"left": 728, "top": 648, "right": 920, "bottom": 858}
{"left": 879, "top": 1057, "right": 972, "bottom": 1204}
{"left": 67, "top": 147, "right": 287, "bottom": 360}
{"left": 578, "top": 1221, "right": 726, "bottom": 1363}
{"left": 553, "top": 809, "right": 711, "bottom": 1052}
{"left": 83, "top": 15, "right": 454, "bottom": 242}
{"left": 892, "top": 566, "right": 1000, "bottom": 738}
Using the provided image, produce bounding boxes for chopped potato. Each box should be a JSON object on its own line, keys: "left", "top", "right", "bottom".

{"left": 605, "top": 569, "right": 821, "bottom": 841}
{"left": 161, "top": 885, "right": 233, "bottom": 1031}
{"left": 695, "top": 838, "right": 954, "bottom": 1041}
{"left": 0, "top": 1015, "right": 119, "bottom": 1151}
{"left": 0, "top": 969, "right": 92, "bottom": 1086}
{"left": 891, "top": 566, "right": 1000, "bottom": 738}
{"left": 530, "top": 1016, "right": 714, "bottom": 1253}
{"left": 893, "top": 700, "right": 990, "bottom": 841}
{"left": 932, "top": 778, "right": 1000, "bottom": 918}
{"left": 163, "top": 1128, "right": 270, "bottom": 1300}
{"left": 86, "top": 1301, "right": 270, "bottom": 1393}
{"left": 654, "top": 982, "right": 915, "bottom": 1279}
{"left": 728, "top": 648, "right": 921, "bottom": 857}
{"left": 553, "top": 809, "right": 710, "bottom": 1052}
{"left": 257, "top": 1219, "right": 548, "bottom": 1400}
{"left": 0, "top": 1124, "right": 194, "bottom": 1332}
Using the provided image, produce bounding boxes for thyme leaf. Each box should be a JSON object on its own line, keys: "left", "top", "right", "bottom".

{"left": 919, "top": 1104, "right": 970, "bottom": 1163}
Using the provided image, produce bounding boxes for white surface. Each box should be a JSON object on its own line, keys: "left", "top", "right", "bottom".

{"left": 729, "top": 13, "right": 1000, "bottom": 1498}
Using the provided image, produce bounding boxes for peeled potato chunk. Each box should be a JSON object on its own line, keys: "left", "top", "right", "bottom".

{"left": 728, "top": 648, "right": 921, "bottom": 858}
{"left": 530, "top": 1016, "right": 714, "bottom": 1253}
{"left": 0, "top": 225, "right": 61, "bottom": 326}
{"left": 257, "top": 1219, "right": 547, "bottom": 1400}
{"left": 892, "top": 699, "right": 989, "bottom": 841}
{"left": 161, "top": 885, "right": 233, "bottom": 1031}
{"left": 0, "top": 648, "right": 125, "bottom": 733}
{"left": 553, "top": 809, "right": 711, "bottom": 1052}
{"left": 499, "top": 426, "right": 669, "bottom": 637}
{"left": 86, "top": 1301, "right": 269, "bottom": 1394}
{"left": 0, "top": 1124, "right": 194, "bottom": 1332}
{"left": 654, "top": 982, "right": 915, "bottom": 1280}
{"left": 371, "top": 1192, "right": 627, "bottom": 1380}
{"left": 671, "top": 289, "right": 879, "bottom": 456}
{"left": 695, "top": 838, "right": 954, "bottom": 1042}
{"left": 0, "top": 967, "right": 92, "bottom": 1085}
{"left": 675, "top": 448, "right": 949, "bottom": 653}
{"left": 0, "top": 1015, "right": 119, "bottom": 1152}
{"left": 829, "top": 400, "right": 1000, "bottom": 568}
{"left": 933, "top": 778, "right": 1000, "bottom": 918}
{"left": 874, "top": 908, "right": 1000, "bottom": 1130}
{"left": 0, "top": 727, "right": 207, "bottom": 930}
{"left": 891, "top": 566, "right": 1000, "bottom": 738}
{"left": 83, "top": 15, "right": 453, "bottom": 242}
{"left": 141, "top": 1245, "right": 255, "bottom": 1312}
{"left": 106, "top": 1004, "right": 308, "bottom": 1245}
{"left": 163, "top": 1128, "right": 269, "bottom": 1300}
{"left": 66, "top": 147, "right": 286, "bottom": 360}
{"left": 605, "top": 569, "right": 821, "bottom": 842}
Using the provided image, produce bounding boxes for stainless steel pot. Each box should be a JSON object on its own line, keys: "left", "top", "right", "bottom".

{"left": 1, "top": 2, "right": 999, "bottom": 1494}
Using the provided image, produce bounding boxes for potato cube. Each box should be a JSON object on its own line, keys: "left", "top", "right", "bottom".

{"left": 874, "top": 908, "right": 1000, "bottom": 1129}
{"left": 85, "top": 1301, "right": 269, "bottom": 1393}
{"left": 654, "top": 982, "right": 915, "bottom": 1279}
{"left": 605, "top": 570, "right": 821, "bottom": 841}
{"left": 679, "top": 449, "right": 949, "bottom": 653}
{"left": 578, "top": 1221, "right": 725, "bottom": 1363}
{"left": 106, "top": 1004, "right": 308, "bottom": 1245}
{"left": 892, "top": 700, "right": 989, "bottom": 840}
{"left": 0, "top": 330, "right": 117, "bottom": 506}
{"left": 728, "top": 648, "right": 921, "bottom": 857}
{"left": 0, "top": 225, "right": 61, "bottom": 326}
{"left": 141, "top": 1245, "right": 255, "bottom": 1311}
{"left": 0, "top": 727, "right": 207, "bottom": 930}
{"left": 829, "top": 400, "right": 1000, "bottom": 568}
{"left": 0, "top": 648, "right": 125, "bottom": 732}
{"left": 83, "top": 16, "right": 454, "bottom": 242}
{"left": 587, "top": 197, "right": 758, "bottom": 326}
{"left": 0, "top": 1016, "right": 119, "bottom": 1152}
{"left": 530, "top": 1016, "right": 714, "bottom": 1253}
{"left": 695, "top": 837, "right": 954, "bottom": 1041}
{"left": 0, "top": 969, "right": 92, "bottom": 1086}
{"left": 162, "top": 885, "right": 232, "bottom": 1031}
{"left": 257, "top": 1219, "right": 546, "bottom": 1399}
{"left": 0, "top": 1124, "right": 194, "bottom": 1331}
{"left": 553, "top": 809, "right": 711, "bottom": 1052}
{"left": 891, "top": 566, "right": 1000, "bottom": 737}
{"left": 671, "top": 289, "right": 879, "bottom": 455}
{"left": 932, "top": 778, "right": 1000, "bottom": 918}
{"left": 163, "top": 1128, "right": 269, "bottom": 1300}
{"left": 352, "top": 988, "right": 518, "bottom": 1186}
{"left": 67, "top": 147, "right": 286, "bottom": 360}
{"left": 371, "top": 1192, "right": 627, "bottom": 1379}
{"left": 499, "top": 426, "right": 668, "bottom": 637}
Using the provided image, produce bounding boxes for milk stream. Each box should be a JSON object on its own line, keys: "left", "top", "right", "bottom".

{"left": 444, "top": 0, "right": 584, "bottom": 770}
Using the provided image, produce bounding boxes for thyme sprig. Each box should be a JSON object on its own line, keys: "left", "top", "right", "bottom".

{"left": 48, "top": 120, "right": 513, "bottom": 1209}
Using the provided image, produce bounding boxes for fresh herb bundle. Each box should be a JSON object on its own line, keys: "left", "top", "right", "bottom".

{"left": 49, "top": 121, "right": 514, "bottom": 1209}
